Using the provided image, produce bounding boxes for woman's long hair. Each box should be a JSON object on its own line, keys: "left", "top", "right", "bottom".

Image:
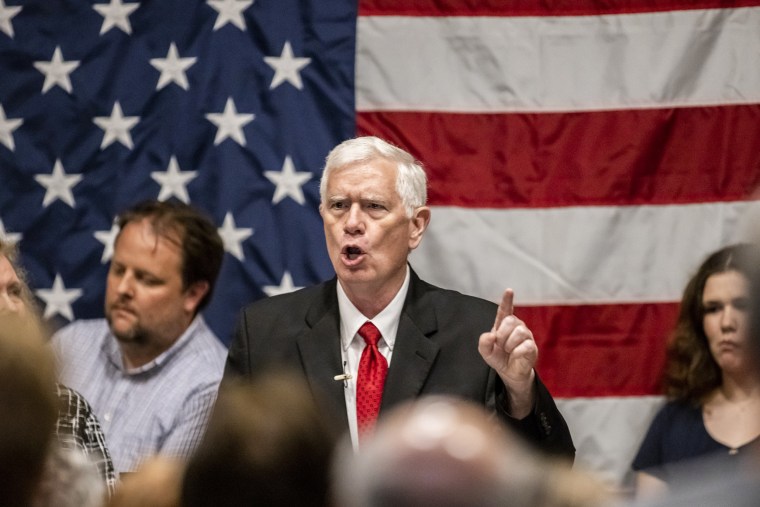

{"left": 663, "top": 243, "right": 759, "bottom": 406}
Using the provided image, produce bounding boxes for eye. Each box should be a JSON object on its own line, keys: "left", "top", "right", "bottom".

{"left": 733, "top": 298, "right": 749, "bottom": 311}
{"left": 136, "top": 272, "right": 161, "bottom": 286}
{"left": 8, "top": 284, "right": 23, "bottom": 298}
{"left": 702, "top": 304, "right": 721, "bottom": 314}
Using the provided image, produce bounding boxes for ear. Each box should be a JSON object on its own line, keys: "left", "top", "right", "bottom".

{"left": 183, "top": 281, "right": 210, "bottom": 314}
{"left": 408, "top": 206, "right": 431, "bottom": 250}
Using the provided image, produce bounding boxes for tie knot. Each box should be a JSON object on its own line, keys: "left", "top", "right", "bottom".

{"left": 358, "top": 321, "right": 381, "bottom": 347}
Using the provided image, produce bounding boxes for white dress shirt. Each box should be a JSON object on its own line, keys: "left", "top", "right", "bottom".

{"left": 337, "top": 266, "right": 410, "bottom": 449}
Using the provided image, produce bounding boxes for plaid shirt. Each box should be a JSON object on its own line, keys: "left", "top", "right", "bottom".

{"left": 55, "top": 383, "right": 117, "bottom": 494}
{"left": 52, "top": 316, "right": 227, "bottom": 473}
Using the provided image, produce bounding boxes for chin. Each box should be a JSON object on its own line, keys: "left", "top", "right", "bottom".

{"left": 337, "top": 265, "right": 375, "bottom": 281}
{"left": 110, "top": 323, "right": 140, "bottom": 343}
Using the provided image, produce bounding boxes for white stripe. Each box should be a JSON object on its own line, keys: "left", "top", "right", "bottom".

{"left": 557, "top": 396, "right": 665, "bottom": 490}
{"left": 356, "top": 8, "right": 760, "bottom": 113}
{"left": 409, "top": 200, "right": 760, "bottom": 305}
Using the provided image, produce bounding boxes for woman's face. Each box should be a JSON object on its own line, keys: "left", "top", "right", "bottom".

{"left": 702, "top": 270, "right": 751, "bottom": 373}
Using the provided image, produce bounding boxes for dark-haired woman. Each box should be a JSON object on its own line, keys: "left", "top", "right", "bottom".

{"left": 632, "top": 243, "right": 760, "bottom": 498}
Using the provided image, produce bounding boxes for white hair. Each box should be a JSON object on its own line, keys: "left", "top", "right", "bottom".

{"left": 320, "top": 136, "right": 427, "bottom": 217}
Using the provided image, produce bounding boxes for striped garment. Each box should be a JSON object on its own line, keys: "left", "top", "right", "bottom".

{"left": 51, "top": 316, "right": 227, "bottom": 474}
{"left": 355, "top": 4, "right": 760, "bottom": 488}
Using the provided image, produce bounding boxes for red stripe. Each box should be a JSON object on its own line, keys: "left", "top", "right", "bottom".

{"left": 359, "top": 0, "right": 760, "bottom": 16}
{"left": 357, "top": 106, "right": 760, "bottom": 208}
{"left": 521, "top": 302, "right": 679, "bottom": 397}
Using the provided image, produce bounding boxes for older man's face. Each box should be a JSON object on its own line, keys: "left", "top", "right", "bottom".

{"left": 0, "top": 255, "right": 27, "bottom": 315}
{"left": 320, "top": 158, "right": 427, "bottom": 297}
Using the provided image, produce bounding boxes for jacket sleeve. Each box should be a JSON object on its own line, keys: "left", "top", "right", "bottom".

{"left": 494, "top": 372, "right": 576, "bottom": 462}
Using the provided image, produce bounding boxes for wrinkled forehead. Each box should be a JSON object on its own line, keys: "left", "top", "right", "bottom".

{"left": 327, "top": 158, "right": 398, "bottom": 189}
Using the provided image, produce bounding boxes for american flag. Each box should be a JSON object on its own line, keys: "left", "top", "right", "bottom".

{"left": 2, "top": 0, "right": 759, "bottom": 490}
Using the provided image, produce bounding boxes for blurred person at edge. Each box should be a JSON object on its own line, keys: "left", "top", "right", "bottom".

{"left": 631, "top": 243, "right": 760, "bottom": 499}
{"left": 0, "top": 313, "right": 58, "bottom": 507}
{"left": 0, "top": 237, "right": 116, "bottom": 496}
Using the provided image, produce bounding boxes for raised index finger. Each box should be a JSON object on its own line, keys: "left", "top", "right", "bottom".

{"left": 492, "top": 288, "right": 514, "bottom": 332}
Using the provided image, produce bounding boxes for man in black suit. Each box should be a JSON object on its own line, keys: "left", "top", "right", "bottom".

{"left": 225, "top": 136, "right": 574, "bottom": 458}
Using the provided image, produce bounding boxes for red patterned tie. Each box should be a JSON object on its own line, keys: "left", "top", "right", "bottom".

{"left": 356, "top": 321, "right": 388, "bottom": 437}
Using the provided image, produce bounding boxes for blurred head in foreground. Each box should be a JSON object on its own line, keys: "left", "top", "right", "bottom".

{"left": 182, "top": 371, "right": 338, "bottom": 507}
{"left": 108, "top": 456, "right": 184, "bottom": 507}
{"left": 0, "top": 314, "right": 58, "bottom": 507}
{"left": 332, "top": 395, "right": 609, "bottom": 507}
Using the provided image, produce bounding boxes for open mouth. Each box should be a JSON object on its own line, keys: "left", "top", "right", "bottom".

{"left": 343, "top": 245, "right": 364, "bottom": 260}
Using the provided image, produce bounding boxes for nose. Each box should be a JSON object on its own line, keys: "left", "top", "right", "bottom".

{"left": 720, "top": 305, "right": 737, "bottom": 331}
{"left": 343, "top": 203, "right": 365, "bottom": 235}
{"left": 115, "top": 272, "right": 135, "bottom": 297}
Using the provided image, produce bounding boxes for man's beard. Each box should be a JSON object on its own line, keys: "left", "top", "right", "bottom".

{"left": 106, "top": 313, "right": 150, "bottom": 345}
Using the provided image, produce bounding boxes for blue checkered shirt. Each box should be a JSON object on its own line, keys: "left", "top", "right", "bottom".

{"left": 51, "top": 316, "right": 226, "bottom": 474}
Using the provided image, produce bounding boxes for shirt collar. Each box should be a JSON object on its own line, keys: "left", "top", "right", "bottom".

{"left": 104, "top": 315, "right": 204, "bottom": 375}
{"left": 337, "top": 265, "right": 410, "bottom": 351}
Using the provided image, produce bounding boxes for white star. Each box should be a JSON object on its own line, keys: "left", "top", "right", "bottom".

{"left": 264, "top": 41, "right": 311, "bottom": 90}
{"left": 34, "top": 159, "right": 83, "bottom": 208}
{"left": 205, "top": 97, "right": 254, "bottom": 146}
{"left": 207, "top": 0, "right": 253, "bottom": 31}
{"left": 150, "top": 42, "right": 197, "bottom": 91}
{"left": 264, "top": 156, "right": 311, "bottom": 205}
{"left": 93, "top": 0, "right": 139, "bottom": 35}
{"left": 218, "top": 212, "right": 253, "bottom": 261}
{"left": 93, "top": 223, "right": 120, "bottom": 263}
{"left": 33, "top": 46, "right": 80, "bottom": 94}
{"left": 263, "top": 271, "right": 303, "bottom": 297}
{"left": 0, "top": 218, "right": 22, "bottom": 245}
{"left": 0, "top": 0, "right": 21, "bottom": 38}
{"left": 35, "top": 274, "right": 82, "bottom": 321}
{"left": 0, "top": 103, "right": 22, "bottom": 152}
{"left": 151, "top": 155, "right": 197, "bottom": 203}
{"left": 93, "top": 101, "right": 139, "bottom": 150}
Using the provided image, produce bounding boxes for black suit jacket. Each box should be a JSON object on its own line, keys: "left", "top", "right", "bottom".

{"left": 225, "top": 268, "right": 575, "bottom": 459}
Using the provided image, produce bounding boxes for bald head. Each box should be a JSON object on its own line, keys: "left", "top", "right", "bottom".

{"left": 333, "top": 397, "right": 543, "bottom": 507}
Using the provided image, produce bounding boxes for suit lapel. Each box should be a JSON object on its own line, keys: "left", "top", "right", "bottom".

{"left": 381, "top": 270, "right": 440, "bottom": 411}
{"left": 295, "top": 280, "right": 350, "bottom": 432}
